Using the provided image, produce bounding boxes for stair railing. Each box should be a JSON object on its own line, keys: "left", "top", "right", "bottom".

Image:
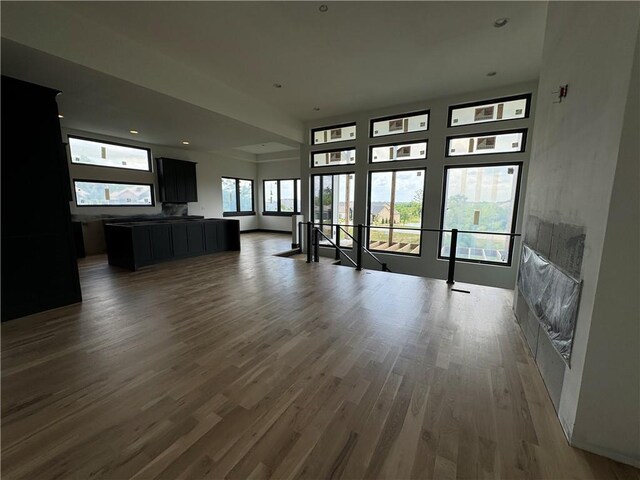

{"left": 302, "top": 221, "right": 520, "bottom": 285}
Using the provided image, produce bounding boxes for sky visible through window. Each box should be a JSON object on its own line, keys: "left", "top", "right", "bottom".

{"left": 370, "top": 170, "right": 424, "bottom": 203}
{"left": 69, "top": 137, "right": 150, "bottom": 171}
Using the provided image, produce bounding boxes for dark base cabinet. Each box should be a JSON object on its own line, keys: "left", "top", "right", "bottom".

{"left": 105, "top": 219, "right": 240, "bottom": 270}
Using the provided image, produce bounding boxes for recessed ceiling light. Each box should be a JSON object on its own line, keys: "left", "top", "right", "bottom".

{"left": 182, "top": 141, "right": 190, "bottom": 145}
{"left": 273, "top": 83, "right": 282, "bottom": 89}
{"left": 319, "top": 4, "right": 328, "bottom": 13}
{"left": 313, "top": 107, "right": 321, "bottom": 111}
{"left": 486, "top": 71, "right": 497, "bottom": 77}
{"left": 58, "top": 114, "right": 64, "bottom": 119}
{"left": 493, "top": 17, "right": 509, "bottom": 28}
{"left": 129, "top": 130, "right": 139, "bottom": 134}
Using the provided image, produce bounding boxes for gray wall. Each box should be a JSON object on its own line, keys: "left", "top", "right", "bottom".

{"left": 300, "top": 81, "right": 537, "bottom": 289}
{"left": 515, "top": 1, "right": 639, "bottom": 466}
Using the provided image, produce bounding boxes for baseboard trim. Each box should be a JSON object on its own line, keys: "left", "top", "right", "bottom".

{"left": 241, "top": 229, "right": 292, "bottom": 235}
{"left": 570, "top": 438, "right": 640, "bottom": 468}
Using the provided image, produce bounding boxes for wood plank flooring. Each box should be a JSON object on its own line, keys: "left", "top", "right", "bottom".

{"left": 2, "top": 232, "right": 638, "bottom": 479}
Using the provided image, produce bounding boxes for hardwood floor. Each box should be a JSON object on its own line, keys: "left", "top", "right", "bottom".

{"left": 2, "top": 232, "right": 637, "bottom": 479}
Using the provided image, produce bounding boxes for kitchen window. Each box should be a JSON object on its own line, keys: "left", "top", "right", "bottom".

{"left": 69, "top": 136, "right": 151, "bottom": 171}
{"left": 74, "top": 180, "right": 154, "bottom": 207}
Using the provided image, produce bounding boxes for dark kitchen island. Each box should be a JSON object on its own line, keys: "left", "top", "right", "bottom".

{"left": 104, "top": 218, "right": 240, "bottom": 271}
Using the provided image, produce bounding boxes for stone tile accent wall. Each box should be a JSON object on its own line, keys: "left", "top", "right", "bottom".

{"left": 515, "top": 214, "right": 585, "bottom": 411}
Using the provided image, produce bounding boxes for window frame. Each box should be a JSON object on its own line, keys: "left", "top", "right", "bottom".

{"left": 447, "top": 93, "right": 532, "bottom": 128}
{"left": 221, "top": 176, "right": 255, "bottom": 217}
{"left": 369, "top": 109, "right": 430, "bottom": 139}
{"left": 445, "top": 128, "right": 528, "bottom": 158}
{"left": 73, "top": 178, "right": 155, "bottom": 207}
{"left": 437, "top": 161, "right": 524, "bottom": 266}
{"left": 310, "top": 146, "right": 357, "bottom": 168}
{"left": 310, "top": 122, "right": 357, "bottom": 146}
{"left": 368, "top": 139, "right": 429, "bottom": 164}
{"left": 366, "top": 167, "right": 427, "bottom": 257}
{"left": 262, "top": 178, "right": 301, "bottom": 216}
{"left": 68, "top": 135, "right": 152, "bottom": 172}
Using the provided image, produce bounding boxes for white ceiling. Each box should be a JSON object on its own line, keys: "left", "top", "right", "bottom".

{"left": 1, "top": 40, "right": 299, "bottom": 155}
{"left": 235, "top": 142, "right": 299, "bottom": 155}
{"left": 1, "top": 1, "right": 548, "bottom": 156}
{"left": 60, "top": 1, "right": 548, "bottom": 119}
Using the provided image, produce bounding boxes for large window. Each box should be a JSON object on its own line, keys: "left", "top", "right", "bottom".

{"left": 368, "top": 169, "right": 426, "bottom": 255}
{"left": 74, "top": 180, "right": 154, "bottom": 206}
{"left": 312, "top": 173, "right": 355, "bottom": 247}
{"left": 440, "top": 163, "right": 522, "bottom": 265}
{"left": 370, "top": 110, "right": 429, "bottom": 138}
{"left": 370, "top": 140, "right": 428, "bottom": 163}
{"left": 69, "top": 136, "right": 151, "bottom": 171}
{"left": 312, "top": 148, "right": 356, "bottom": 167}
{"left": 446, "top": 129, "right": 526, "bottom": 157}
{"left": 448, "top": 94, "right": 531, "bottom": 127}
{"left": 311, "top": 123, "right": 356, "bottom": 145}
{"left": 222, "top": 177, "right": 255, "bottom": 216}
{"left": 263, "top": 179, "right": 301, "bottom": 215}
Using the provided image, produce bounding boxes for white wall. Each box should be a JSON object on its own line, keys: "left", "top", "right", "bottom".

{"left": 65, "top": 128, "right": 259, "bottom": 231}
{"left": 518, "top": 1, "right": 639, "bottom": 465}
{"left": 300, "top": 81, "right": 537, "bottom": 289}
{"left": 256, "top": 158, "right": 300, "bottom": 232}
{"left": 571, "top": 27, "right": 640, "bottom": 465}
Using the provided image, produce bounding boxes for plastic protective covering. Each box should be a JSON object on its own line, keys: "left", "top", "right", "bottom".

{"left": 517, "top": 245, "right": 581, "bottom": 363}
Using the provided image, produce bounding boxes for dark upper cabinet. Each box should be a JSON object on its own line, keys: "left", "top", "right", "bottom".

{"left": 156, "top": 157, "right": 198, "bottom": 203}
{"left": 184, "top": 162, "right": 198, "bottom": 201}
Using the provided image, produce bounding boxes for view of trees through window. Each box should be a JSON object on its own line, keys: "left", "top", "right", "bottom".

{"left": 440, "top": 164, "right": 520, "bottom": 263}
{"left": 264, "top": 179, "right": 301, "bottom": 214}
{"left": 74, "top": 180, "right": 153, "bottom": 206}
{"left": 222, "top": 178, "right": 237, "bottom": 212}
{"left": 368, "top": 169, "right": 426, "bottom": 255}
{"left": 222, "top": 177, "right": 254, "bottom": 215}
{"left": 313, "top": 173, "right": 355, "bottom": 247}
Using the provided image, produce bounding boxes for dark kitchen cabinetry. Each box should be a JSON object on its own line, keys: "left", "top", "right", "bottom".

{"left": 1, "top": 76, "right": 82, "bottom": 321}
{"left": 156, "top": 157, "right": 198, "bottom": 203}
{"left": 104, "top": 218, "right": 240, "bottom": 270}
